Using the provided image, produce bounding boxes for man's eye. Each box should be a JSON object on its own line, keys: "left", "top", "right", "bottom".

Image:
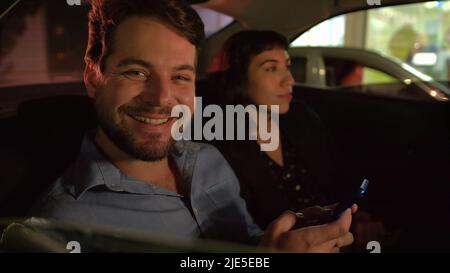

{"left": 173, "top": 75, "right": 192, "bottom": 82}
{"left": 122, "top": 70, "right": 148, "bottom": 81}
{"left": 265, "top": 66, "right": 277, "bottom": 72}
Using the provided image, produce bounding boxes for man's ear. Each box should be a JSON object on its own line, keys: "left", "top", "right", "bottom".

{"left": 84, "top": 63, "right": 102, "bottom": 98}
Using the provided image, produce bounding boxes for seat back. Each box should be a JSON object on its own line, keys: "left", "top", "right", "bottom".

{"left": 0, "top": 95, "right": 96, "bottom": 217}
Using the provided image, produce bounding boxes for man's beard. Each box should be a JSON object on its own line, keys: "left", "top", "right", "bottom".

{"left": 95, "top": 101, "right": 175, "bottom": 162}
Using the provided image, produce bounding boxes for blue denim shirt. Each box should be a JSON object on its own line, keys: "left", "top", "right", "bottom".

{"left": 31, "top": 133, "right": 263, "bottom": 245}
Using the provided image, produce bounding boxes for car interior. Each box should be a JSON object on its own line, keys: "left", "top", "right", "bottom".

{"left": 0, "top": 0, "right": 449, "bottom": 252}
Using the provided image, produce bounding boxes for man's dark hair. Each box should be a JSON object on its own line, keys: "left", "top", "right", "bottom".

{"left": 85, "top": 0, "right": 205, "bottom": 72}
{"left": 206, "top": 30, "right": 288, "bottom": 106}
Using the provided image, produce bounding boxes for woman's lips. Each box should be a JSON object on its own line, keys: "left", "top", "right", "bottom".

{"left": 278, "top": 93, "right": 293, "bottom": 101}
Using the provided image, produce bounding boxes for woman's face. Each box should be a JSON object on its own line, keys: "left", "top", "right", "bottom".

{"left": 246, "top": 48, "right": 295, "bottom": 114}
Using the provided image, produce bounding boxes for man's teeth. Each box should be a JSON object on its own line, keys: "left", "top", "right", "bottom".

{"left": 131, "top": 115, "right": 169, "bottom": 125}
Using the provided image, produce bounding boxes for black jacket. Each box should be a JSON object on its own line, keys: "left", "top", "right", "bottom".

{"left": 214, "top": 100, "right": 342, "bottom": 229}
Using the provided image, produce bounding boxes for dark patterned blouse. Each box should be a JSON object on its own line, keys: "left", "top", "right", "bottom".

{"left": 216, "top": 101, "right": 338, "bottom": 229}
{"left": 260, "top": 133, "right": 321, "bottom": 212}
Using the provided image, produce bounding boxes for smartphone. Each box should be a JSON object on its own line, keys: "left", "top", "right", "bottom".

{"left": 294, "top": 179, "right": 369, "bottom": 228}
{"left": 330, "top": 178, "right": 369, "bottom": 220}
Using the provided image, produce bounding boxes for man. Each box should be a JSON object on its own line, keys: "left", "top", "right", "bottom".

{"left": 32, "top": 0, "right": 355, "bottom": 252}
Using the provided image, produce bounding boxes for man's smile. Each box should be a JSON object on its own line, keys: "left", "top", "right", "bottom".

{"left": 129, "top": 114, "right": 172, "bottom": 125}
{"left": 126, "top": 112, "right": 176, "bottom": 132}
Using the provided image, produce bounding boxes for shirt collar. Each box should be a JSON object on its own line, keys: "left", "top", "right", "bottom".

{"left": 63, "top": 132, "right": 199, "bottom": 199}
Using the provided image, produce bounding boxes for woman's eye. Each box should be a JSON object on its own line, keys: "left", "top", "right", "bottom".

{"left": 265, "top": 66, "right": 277, "bottom": 72}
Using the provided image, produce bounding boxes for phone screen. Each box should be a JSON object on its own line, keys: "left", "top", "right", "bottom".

{"left": 294, "top": 179, "right": 369, "bottom": 228}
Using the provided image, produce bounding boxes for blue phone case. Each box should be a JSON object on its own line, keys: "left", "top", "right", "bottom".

{"left": 331, "top": 179, "right": 369, "bottom": 220}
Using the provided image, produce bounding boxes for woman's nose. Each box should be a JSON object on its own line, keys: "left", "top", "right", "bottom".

{"left": 283, "top": 70, "right": 295, "bottom": 88}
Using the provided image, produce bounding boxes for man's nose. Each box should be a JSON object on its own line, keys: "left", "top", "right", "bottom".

{"left": 141, "top": 76, "right": 171, "bottom": 105}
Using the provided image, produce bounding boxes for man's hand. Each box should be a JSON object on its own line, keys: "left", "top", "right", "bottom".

{"left": 260, "top": 205, "right": 357, "bottom": 253}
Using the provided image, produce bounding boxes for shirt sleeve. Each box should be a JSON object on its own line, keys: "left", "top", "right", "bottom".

{"left": 196, "top": 143, "right": 264, "bottom": 245}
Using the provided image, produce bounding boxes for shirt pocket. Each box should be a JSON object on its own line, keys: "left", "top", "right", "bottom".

{"left": 204, "top": 181, "right": 237, "bottom": 209}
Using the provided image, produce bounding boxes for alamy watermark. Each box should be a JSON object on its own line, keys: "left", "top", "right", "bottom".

{"left": 367, "top": 0, "right": 381, "bottom": 6}
{"left": 366, "top": 241, "right": 381, "bottom": 253}
{"left": 171, "top": 97, "right": 280, "bottom": 151}
{"left": 66, "top": 0, "right": 81, "bottom": 6}
{"left": 65, "top": 240, "right": 380, "bottom": 253}
{"left": 66, "top": 241, "right": 81, "bottom": 253}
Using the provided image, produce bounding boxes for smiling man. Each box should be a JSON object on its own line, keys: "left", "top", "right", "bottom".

{"left": 86, "top": 15, "right": 197, "bottom": 192}
{"left": 31, "top": 0, "right": 355, "bottom": 252}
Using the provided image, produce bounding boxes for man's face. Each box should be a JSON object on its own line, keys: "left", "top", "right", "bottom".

{"left": 86, "top": 17, "right": 196, "bottom": 161}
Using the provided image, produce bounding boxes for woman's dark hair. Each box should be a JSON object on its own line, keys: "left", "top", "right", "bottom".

{"left": 206, "top": 30, "right": 288, "bottom": 106}
{"left": 85, "top": 0, "right": 204, "bottom": 73}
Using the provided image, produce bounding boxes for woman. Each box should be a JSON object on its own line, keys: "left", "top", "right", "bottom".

{"left": 205, "top": 30, "right": 385, "bottom": 250}
{"left": 205, "top": 30, "right": 343, "bottom": 229}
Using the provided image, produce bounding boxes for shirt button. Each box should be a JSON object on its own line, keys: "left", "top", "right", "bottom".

{"left": 285, "top": 173, "right": 292, "bottom": 179}
{"left": 295, "top": 185, "right": 301, "bottom": 191}
{"left": 301, "top": 168, "right": 307, "bottom": 174}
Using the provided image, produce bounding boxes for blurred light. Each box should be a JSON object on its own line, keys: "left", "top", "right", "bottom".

{"left": 56, "top": 52, "right": 66, "bottom": 61}
{"left": 430, "top": 90, "right": 438, "bottom": 97}
{"left": 401, "top": 63, "right": 434, "bottom": 81}
{"left": 444, "top": 2, "right": 450, "bottom": 11}
{"left": 319, "top": 68, "right": 326, "bottom": 76}
{"left": 411, "top": 52, "right": 437, "bottom": 66}
{"left": 404, "top": 79, "right": 412, "bottom": 85}
{"left": 55, "top": 25, "right": 65, "bottom": 35}
{"left": 425, "top": 2, "right": 439, "bottom": 9}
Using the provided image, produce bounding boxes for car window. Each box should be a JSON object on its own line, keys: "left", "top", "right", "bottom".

{"left": 324, "top": 57, "right": 399, "bottom": 87}
{"left": 290, "top": 1, "right": 450, "bottom": 99}
{"left": 290, "top": 57, "right": 307, "bottom": 83}
{"left": 291, "top": 15, "right": 345, "bottom": 48}
{"left": 0, "top": 2, "right": 232, "bottom": 88}
{"left": 192, "top": 6, "right": 234, "bottom": 38}
{"left": 0, "top": 1, "right": 88, "bottom": 88}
